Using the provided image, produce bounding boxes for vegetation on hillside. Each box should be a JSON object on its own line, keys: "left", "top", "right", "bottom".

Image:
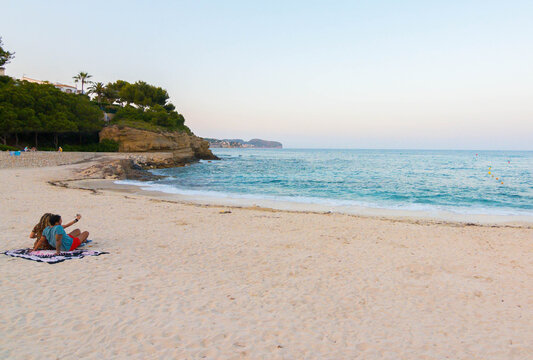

{"left": 102, "top": 80, "right": 188, "bottom": 131}
{"left": 0, "top": 37, "right": 190, "bottom": 150}
{"left": 111, "top": 118, "right": 191, "bottom": 134}
{"left": 0, "top": 76, "right": 103, "bottom": 147}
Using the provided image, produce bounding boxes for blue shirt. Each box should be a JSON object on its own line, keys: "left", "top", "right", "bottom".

{"left": 42, "top": 225, "right": 73, "bottom": 251}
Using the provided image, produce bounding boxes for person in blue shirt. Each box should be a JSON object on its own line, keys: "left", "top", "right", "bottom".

{"left": 31, "top": 213, "right": 83, "bottom": 250}
{"left": 40, "top": 214, "right": 90, "bottom": 254}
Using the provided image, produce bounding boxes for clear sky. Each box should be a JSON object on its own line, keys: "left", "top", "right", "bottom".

{"left": 2, "top": 0, "right": 533, "bottom": 149}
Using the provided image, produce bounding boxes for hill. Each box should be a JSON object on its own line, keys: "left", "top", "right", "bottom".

{"left": 205, "top": 138, "right": 282, "bottom": 148}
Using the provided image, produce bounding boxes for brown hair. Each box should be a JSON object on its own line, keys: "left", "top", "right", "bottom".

{"left": 32, "top": 213, "right": 55, "bottom": 250}
{"left": 32, "top": 213, "right": 53, "bottom": 238}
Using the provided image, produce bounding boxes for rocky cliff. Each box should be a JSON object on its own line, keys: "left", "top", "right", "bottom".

{"left": 99, "top": 125, "right": 218, "bottom": 162}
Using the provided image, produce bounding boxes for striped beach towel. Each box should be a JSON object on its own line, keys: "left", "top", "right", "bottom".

{"left": 3, "top": 248, "right": 108, "bottom": 264}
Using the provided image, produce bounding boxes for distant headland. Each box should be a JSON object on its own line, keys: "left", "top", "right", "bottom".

{"left": 205, "top": 138, "right": 282, "bottom": 149}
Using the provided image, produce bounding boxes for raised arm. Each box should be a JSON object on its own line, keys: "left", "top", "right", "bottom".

{"left": 63, "top": 214, "right": 81, "bottom": 229}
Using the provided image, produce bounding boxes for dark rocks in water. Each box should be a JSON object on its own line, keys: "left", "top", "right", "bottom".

{"left": 79, "top": 149, "right": 216, "bottom": 181}
{"left": 130, "top": 162, "right": 143, "bottom": 170}
{"left": 133, "top": 154, "right": 197, "bottom": 170}
{"left": 81, "top": 159, "right": 164, "bottom": 181}
{"left": 119, "top": 160, "right": 164, "bottom": 181}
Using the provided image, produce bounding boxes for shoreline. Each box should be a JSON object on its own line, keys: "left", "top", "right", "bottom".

{"left": 8, "top": 150, "right": 529, "bottom": 227}
{"left": 66, "top": 178, "right": 533, "bottom": 228}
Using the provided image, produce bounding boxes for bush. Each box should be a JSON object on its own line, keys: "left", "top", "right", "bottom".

{"left": 113, "top": 105, "right": 186, "bottom": 131}
{"left": 98, "top": 139, "right": 120, "bottom": 152}
{"left": 0, "top": 144, "right": 18, "bottom": 151}
{"left": 0, "top": 79, "right": 104, "bottom": 136}
{"left": 99, "top": 103, "right": 121, "bottom": 114}
{"left": 62, "top": 139, "right": 119, "bottom": 152}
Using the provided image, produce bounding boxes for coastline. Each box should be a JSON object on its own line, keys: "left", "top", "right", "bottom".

{"left": 71, "top": 178, "right": 533, "bottom": 228}
{"left": 152, "top": 147, "right": 533, "bottom": 225}
{"left": 1, "top": 152, "right": 532, "bottom": 359}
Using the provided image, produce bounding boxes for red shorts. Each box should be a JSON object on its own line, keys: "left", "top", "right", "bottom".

{"left": 68, "top": 235, "right": 81, "bottom": 251}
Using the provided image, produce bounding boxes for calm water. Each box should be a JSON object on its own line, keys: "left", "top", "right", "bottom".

{"left": 132, "top": 149, "right": 532, "bottom": 216}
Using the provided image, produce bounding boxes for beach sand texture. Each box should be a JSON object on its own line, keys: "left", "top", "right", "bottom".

{"left": 0, "top": 151, "right": 96, "bottom": 169}
{"left": 0, "top": 154, "right": 532, "bottom": 359}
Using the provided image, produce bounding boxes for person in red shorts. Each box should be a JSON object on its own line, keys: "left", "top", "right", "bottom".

{"left": 40, "top": 214, "right": 90, "bottom": 254}
{"left": 31, "top": 213, "right": 84, "bottom": 250}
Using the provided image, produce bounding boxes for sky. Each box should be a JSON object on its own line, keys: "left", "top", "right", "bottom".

{"left": 2, "top": 0, "right": 533, "bottom": 149}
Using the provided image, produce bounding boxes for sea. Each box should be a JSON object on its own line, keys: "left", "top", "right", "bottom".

{"left": 119, "top": 149, "right": 533, "bottom": 218}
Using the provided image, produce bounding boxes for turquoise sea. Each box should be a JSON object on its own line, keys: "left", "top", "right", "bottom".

{"left": 125, "top": 149, "right": 533, "bottom": 216}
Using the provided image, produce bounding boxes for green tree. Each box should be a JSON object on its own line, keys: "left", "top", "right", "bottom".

{"left": 71, "top": 96, "right": 104, "bottom": 132}
{"left": 0, "top": 102, "right": 18, "bottom": 145}
{"left": 73, "top": 71, "right": 92, "bottom": 94}
{"left": 103, "top": 85, "right": 118, "bottom": 104}
{"left": 0, "top": 37, "right": 15, "bottom": 67}
{"left": 88, "top": 82, "right": 106, "bottom": 105}
{"left": 133, "top": 81, "right": 151, "bottom": 108}
{"left": 106, "top": 80, "right": 128, "bottom": 105}
{"left": 42, "top": 112, "right": 77, "bottom": 148}
{"left": 152, "top": 86, "right": 170, "bottom": 107}
{"left": 0, "top": 77, "right": 102, "bottom": 148}
{"left": 119, "top": 83, "right": 136, "bottom": 106}
{"left": 107, "top": 80, "right": 171, "bottom": 109}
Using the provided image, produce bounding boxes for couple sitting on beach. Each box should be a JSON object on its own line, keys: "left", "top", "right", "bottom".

{"left": 30, "top": 213, "right": 90, "bottom": 254}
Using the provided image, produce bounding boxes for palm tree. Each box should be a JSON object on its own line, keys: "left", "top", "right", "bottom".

{"left": 73, "top": 71, "right": 92, "bottom": 94}
{"left": 88, "top": 82, "right": 106, "bottom": 105}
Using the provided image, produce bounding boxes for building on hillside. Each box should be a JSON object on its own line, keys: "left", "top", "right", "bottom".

{"left": 53, "top": 83, "right": 78, "bottom": 94}
{"left": 21, "top": 76, "right": 47, "bottom": 84}
{"left": 21, "top": 76, "right": 81, "bottom": 94}
{"left": 0, "top": 67, "right": 5, "bottom": 76}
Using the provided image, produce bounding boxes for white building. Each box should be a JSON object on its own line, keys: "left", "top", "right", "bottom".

{"left": 53, "top": 83, "right": 78, "bottom": 94}
{"left": 21, "top": 76, "right": 81, "bottom": 94}
{"left": 21, "top": 76, "right": 47, "bottom": 85}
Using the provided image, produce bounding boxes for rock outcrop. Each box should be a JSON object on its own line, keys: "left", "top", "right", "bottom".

{"left": 78, "top": 152, "right": 218, "bottom": 181}
{"left": 78, "top": 159, "right": 164, "bottom": 181}
{"left": 99, "top": 125, "right": 218, "bottom": 161}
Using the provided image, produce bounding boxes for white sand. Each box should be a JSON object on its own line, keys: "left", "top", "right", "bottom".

{"left": 1, "top": 155, "right": 532, "bottom": 359}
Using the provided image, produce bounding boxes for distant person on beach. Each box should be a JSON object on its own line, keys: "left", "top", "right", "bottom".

{"left": 32, "top": 213, "right": 88, "bottom": 253}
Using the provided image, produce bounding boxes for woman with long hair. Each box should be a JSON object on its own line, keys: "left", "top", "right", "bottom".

{"left": 31, "top": 213, "right": 84, "bottom": 251}
{"left": 40, "top": 214, "right": 89, "bottom": 254}
{"left": 30, "top": 213, "right": 54, "bottom": 250}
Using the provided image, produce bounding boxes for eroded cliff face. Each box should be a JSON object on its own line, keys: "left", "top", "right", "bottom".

{"left": 99, "top": 125, "right": 218, "bottom": 161}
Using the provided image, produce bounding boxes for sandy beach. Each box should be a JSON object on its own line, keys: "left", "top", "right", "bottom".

{"left": 1, "top": 152, "right": 532, "bottom": 359}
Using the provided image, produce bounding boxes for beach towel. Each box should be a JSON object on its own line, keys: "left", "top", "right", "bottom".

{"left": 3, "top": 248, "right": 108, "bottom": 264}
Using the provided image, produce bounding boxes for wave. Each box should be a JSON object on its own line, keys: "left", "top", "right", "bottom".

{"left": 115, "top": 180, "right": 533, "bottom": 217}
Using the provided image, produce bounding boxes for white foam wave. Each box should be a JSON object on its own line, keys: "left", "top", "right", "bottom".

{"left": 114, "top": 180, "right": 533, "bottom": 217}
